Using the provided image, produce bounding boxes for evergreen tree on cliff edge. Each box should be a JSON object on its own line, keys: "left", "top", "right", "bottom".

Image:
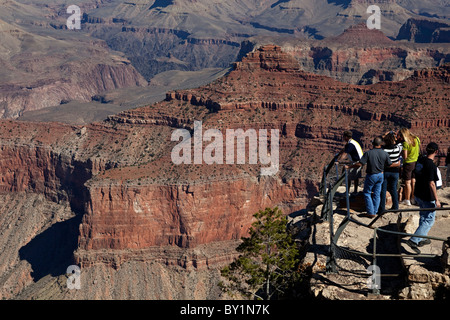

{"left": 219, "top": 207, "right": 308, "bottom": 300}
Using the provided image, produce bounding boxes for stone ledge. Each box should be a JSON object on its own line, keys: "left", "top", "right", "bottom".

{"left": 298, "top": 187, "right": 450, "bottom": 300}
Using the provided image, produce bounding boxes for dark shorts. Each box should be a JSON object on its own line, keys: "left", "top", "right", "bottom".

{"left": 348, "top": 166, "right": 362, "bottom": 180}
{"left": 402, "top": 162, "right": 416, "bottom": 181}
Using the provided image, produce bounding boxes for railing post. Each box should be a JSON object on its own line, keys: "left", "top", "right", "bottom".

{"left": 371, "top": 229, "right": 380, "bottom": 295}
{"left": 327, "top": 184, "right": 338, "bottom": 274}
{"left": 335, "top": 162, "right": 339, "bottom": 180}
{"left": 345, "top": 167, "right": 350, "bottom": 218}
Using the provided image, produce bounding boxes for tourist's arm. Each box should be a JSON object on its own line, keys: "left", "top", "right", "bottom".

{"left": 382, "top": 130, "right": 395, "bottom": 139}
{"left": 336, "top": 145, "right": 348, "bottom": 162}
{"left": 389, "top": 161, "right": 400, "bottom": 168}
{"left": 429, "top": 181, "right": 441, "bottom": 208}
{"left": 335, "top": 150, "right": 345, "bottom": 162}
{"left": 401, "top": 149, "right": 408, "bottom": 160}
{"left": 345, "top": 152, "right": 367, "bottom": 169}
{"left": 344, "top": 162, "right": 362, "bottom": 170}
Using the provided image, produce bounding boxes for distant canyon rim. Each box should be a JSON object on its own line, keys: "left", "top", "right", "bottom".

{"left": 1, "top": 0, "right": 450, "bottom": 122}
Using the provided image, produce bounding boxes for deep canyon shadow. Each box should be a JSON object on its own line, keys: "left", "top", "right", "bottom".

{"left": 19, "top": 214, "right": 83, "bottom": 282}
{"left": 366, "top": 222, "right": 406, "bottom": 295}
{"left": 327, "top": 0, "right": 351, "bottom": 8}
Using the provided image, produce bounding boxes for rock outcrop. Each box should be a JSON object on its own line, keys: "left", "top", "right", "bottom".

{"left": 296, "top": 185, "right": 450, "bottom": 300}
{"left": 239, "top": 24, "right": 450, "bottom": 85}
{"left": 0, "top": 18, "right": 147, "bottom": 119}
{"left": 397, "top": 18, "right": 450, "bottom": 43}
{"left": 2, "top": 0, "right": 449, "bottom": 122}
{"left": 75, "top": 177, "right": 310, "bottom": 269}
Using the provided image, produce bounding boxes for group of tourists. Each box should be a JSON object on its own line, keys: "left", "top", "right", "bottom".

{"left": 336, "top": 129, "right": 447, "bottom": 253}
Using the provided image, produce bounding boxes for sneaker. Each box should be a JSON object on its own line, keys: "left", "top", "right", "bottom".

{"left": 401, "top": 199, "right": 411, "bottom": 206}
{"left": 405, "top": 240, "right": 421, "bottom": 253}
{"left": 410, "top": 198, "right": 417, "bottom": 205}
{"left": 418, "top": 239, "right": 431, "bottom": 247}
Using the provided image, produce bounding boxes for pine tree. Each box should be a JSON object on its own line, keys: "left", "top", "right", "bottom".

{"left": 220, "top": 207, "right": 304, "bottom": 300}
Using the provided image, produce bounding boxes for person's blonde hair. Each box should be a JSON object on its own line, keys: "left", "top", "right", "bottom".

{"left": 399, "top": 128, "right": 418, "bottom": 147}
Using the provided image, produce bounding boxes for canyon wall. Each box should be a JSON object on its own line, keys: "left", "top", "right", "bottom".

{"left": 3, "top": 3, "right": 449, "bottom": 122}
{"left": 0, "top": 61, "right": 148, "bottom": 119}
{"left": 0, "top": 120, "right": 314, "bottom": 273}
{"left": 238, "top": 24, "right": 450, "bottom": 85}
{"left": 0, "top": 16, "right": 148, "bottom": 119}
{"left": 397, "top": 18, "right": 450, "bottom": 43}
{"left": 74, "top": 177, "right": 311, "bottom": 269}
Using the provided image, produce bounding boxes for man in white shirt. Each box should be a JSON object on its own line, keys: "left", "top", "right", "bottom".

{"left": 337, "top": 130, "right": 364, "bottom": 193}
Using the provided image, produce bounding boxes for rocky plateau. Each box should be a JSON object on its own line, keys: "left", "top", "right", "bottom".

{"left": 1, "top": 0, "right": 449, "bottom": 124}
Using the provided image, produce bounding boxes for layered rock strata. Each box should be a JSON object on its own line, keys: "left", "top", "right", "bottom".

{"left": 239, "top": 24, "right": 450, "bottom": 85}
{"left": 0, "top": 19, "right": 148, "bottom": 119}
{"left": 397, "top": 18, "right": 450, "bottom": 43}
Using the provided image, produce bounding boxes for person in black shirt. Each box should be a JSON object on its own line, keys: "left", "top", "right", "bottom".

{"left": 406, "top": 142, "right": 441, "bottom": 252}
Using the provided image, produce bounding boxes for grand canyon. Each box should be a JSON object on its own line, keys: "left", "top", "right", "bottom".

{"left": 0, "top": 0, "right": 449, "bottom": 302}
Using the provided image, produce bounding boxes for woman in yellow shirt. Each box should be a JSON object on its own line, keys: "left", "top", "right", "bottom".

{"left": 398, "top": 128, "right": 420, "bottom": 205}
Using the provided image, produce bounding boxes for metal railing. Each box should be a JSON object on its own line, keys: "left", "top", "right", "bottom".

{"left": 319, "top": 159, "right": 450, "bottom": 295}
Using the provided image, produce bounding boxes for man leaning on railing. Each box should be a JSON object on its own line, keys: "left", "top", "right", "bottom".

{"left": 336, "top": 130, "right": 364, "bottom": 194}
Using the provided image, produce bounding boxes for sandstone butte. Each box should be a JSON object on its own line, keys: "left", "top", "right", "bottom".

{"left": 235, "top": 22, "right": 450, "bottom": 87}
{"left": 0, "top": 44, "right": 449, "bottom": 299}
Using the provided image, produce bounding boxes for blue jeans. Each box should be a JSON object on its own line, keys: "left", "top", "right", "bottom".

{"left": 410, "top": 197, "right": 436, "bottom": 244}
{"left": 378, "top": 171, "right": 399, "bottom": 214}
{"left": 363, "top": 172, "right": 384, "bottom": 216}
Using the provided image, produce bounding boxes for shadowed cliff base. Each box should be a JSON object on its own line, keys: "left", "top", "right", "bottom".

{"left": 19, "top": 214, "right": 83, "bottom": 282}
